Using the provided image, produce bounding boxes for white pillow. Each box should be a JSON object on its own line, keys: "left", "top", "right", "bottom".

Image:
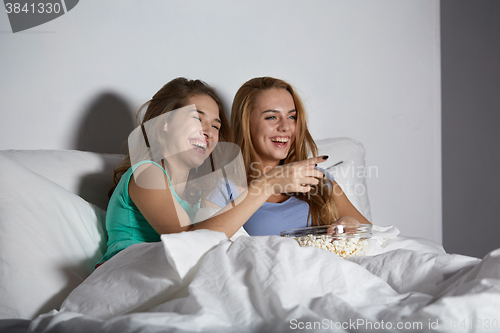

{"left": 0, "top": 155, "right": 107, "bottom": 320}
{"left": 315, "top": 137, "right": 372, "bottom": 221}
{"left": 0, "top": 150, "right": 124, "bottom": 210}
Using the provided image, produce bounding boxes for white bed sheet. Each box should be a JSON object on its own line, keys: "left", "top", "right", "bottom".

{"left": 29, "top": 227, "right": 500, "bottom": 333}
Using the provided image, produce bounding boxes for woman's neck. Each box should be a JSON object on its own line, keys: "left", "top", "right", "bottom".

{"left": 162, "top": 156, "right": 190, "bottom": 199}
{"left": 258, "top": 159, "right": 279, "bottom": 174}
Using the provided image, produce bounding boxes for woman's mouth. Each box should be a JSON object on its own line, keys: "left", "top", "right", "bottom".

{"left": 270, "top": 136, "right": 290, "bottom": 148}
{"left": 189, "top": 139, "right": 208, "bottom": 154}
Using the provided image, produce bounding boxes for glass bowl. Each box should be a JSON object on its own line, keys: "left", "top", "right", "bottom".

{"left": 280, "top": 224, "right": 373, "bottom": 258}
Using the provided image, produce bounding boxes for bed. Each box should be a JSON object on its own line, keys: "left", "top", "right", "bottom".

{"left": 1, "top": 138, "right": 499, "bottom": 333}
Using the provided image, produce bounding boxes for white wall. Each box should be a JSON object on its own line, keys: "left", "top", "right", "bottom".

{"left": 0, "top": 1, "right": 441, "bottom": 243}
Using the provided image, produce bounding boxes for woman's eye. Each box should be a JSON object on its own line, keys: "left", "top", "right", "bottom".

{"left": 265, "top": 116, "right": 276, "bottom": 120}
{"left": 212, "top": 125, "right": 220, "bottom": 131}
{"left": 289, "top": 115, "right": 297, "bottom": 120}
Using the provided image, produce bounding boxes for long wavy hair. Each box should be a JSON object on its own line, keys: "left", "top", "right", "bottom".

{"left": 109, "top": 77, "right": 232, "bottom": 200}
{"left": 231, "top": 77, "right": 339, "bottom": 226}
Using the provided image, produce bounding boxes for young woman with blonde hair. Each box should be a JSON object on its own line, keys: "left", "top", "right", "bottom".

{"left": 231, "top": 77, "right": 370, "bottom": 235}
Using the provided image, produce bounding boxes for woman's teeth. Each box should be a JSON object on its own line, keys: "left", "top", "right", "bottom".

{"left": 271, "top": 138, "right": 289, "bottom": 143}
{"left": 191, "top": 140, "right": 207, "bottom": 149}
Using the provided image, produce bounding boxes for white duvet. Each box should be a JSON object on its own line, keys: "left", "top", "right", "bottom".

{"left": 29, "top": 226, "right": 500, "bottom": 333}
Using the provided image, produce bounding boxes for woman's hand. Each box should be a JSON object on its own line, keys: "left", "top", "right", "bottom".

{"left": 327, "top": 216, "right": 362, "bottom": 234}
{"left": 259, "top": 155, "right": 328, "bottom": 194}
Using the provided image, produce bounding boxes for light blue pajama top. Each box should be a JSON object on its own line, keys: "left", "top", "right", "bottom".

{"left": 208, "top": 168, "right": 334, "bottom": 236}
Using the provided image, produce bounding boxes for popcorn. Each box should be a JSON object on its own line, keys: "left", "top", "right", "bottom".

{"left": 294, "top": 234, "right": 368, "bottom": 258}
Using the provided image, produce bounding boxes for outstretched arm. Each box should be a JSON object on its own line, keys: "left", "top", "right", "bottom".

{"left": 129, "top": 155, "right": 328, "bottom": 238}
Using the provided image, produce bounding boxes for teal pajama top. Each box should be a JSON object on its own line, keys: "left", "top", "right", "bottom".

{"left": 97, "top": 160, "right": 199, "bottom": 266}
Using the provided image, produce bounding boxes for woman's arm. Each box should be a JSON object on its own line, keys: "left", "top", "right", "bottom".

{"left": 129, "top": 156, "right": 328, "bottom": 238}
{"left": 331, "top": 180, "right": 371, "bottom": 225}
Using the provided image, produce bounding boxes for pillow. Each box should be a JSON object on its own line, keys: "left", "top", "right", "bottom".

{"left": 0, "top": 150, "right": 125, "bottom": 210}
{"left": 0, "top": 155, "right": 107, "bottom": 320}
{"left": 315, "top": 137, "right": 372, "bottom": 221}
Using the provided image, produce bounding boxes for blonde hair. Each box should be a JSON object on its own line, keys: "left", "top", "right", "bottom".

{"left": 231, "top": 77, "right": 339, "bottom": 226}
{"left": 109, "top": 77, "right": 231, "bottom": 199}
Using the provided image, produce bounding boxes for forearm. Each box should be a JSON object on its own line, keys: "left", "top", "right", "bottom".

{"left": 190, "top": 178, "right": 272, "bottom": 238}
{"left": 342, "top": 214, "right": 370, "bottom": 225}
{"left": 332, "top": 182, "right": 371, "bottom": 224}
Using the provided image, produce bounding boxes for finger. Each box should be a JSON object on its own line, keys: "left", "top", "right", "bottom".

{"left": 325, "top": 226, "right": 335, "bottom": 235}
{"left": 332, "top": 217, "right": 360, "bottom": 233}
{"left": 298, "top": 177, "right": 320, "bottom": 187}
{"left": 297, "top": 167, "right": 322, "bottom": 179}
{"left": 301, "top": 169, "right": 324, "bottom": 179}
{"left": 299, "top": 155, "right": 329, "bottom": 167}
{"left": 308, "top": 177, "right": 320, "bottom": 186}
{"left": 345, "top": 225, "right": 358, "bottom": 233}
{"left": 284, "top": 185, "right": 309, "bottom": 194}
{"left": 297, "top": 163, "right": 323, "bottom": 174}
{"left": 325, "top": 224, "right": 344, "bottom": 235}
{"left": 313, "top": 155, "right": 329, "bottom": 164}
{"left": 296, "top": 184, "right": 312, "bottom": 193}
{"left": 334, "top": 224, "right": 345, "bottom": 234}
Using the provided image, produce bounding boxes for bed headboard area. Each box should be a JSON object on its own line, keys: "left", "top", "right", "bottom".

{"left": 0, "top": 150, "right": 125, "bottom": 211}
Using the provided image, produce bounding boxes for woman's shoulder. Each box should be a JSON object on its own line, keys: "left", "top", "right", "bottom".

{"left": 130, "top": 161, "right": 169, "bottom": 190}
{"left": 115, "top": 160, "right": 166, "bottom": 186}
{"left": 110, "top": 161, "right": 167, "bottom": 206}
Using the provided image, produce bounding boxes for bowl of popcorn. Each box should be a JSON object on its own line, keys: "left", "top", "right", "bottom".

{"left": 280, "top": 224, "right": 373, "bottom": 258}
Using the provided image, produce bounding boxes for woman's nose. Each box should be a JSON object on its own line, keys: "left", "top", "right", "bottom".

{"left": 277, "top": 118, "right": 290, "bottom": 132}
{"left": 202, "top": 123, "right": 214, "bottom": 138}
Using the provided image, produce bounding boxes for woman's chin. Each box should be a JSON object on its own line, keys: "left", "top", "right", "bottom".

{"left": 271, "top": 151, "right": 290, "bottom": 162}
{"left": 181, "top": 150, "right": 205, "bottom": 169}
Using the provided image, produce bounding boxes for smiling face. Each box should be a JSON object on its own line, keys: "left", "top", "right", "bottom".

{"left": 163, "top": 94, "right": 221, "bottom": 168}
{"left": 249, "top": 88, "right": 297, "bottom": 168}
{"left": 186, "top": 94, "right": 221, "bottom": 154}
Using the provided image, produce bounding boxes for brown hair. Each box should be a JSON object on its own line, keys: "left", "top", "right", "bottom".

{"left": 231, "top": 77, "right": 338, "bottom": 226}
{"left": 109, "top": 77, "right": 231, "bottom": 198}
